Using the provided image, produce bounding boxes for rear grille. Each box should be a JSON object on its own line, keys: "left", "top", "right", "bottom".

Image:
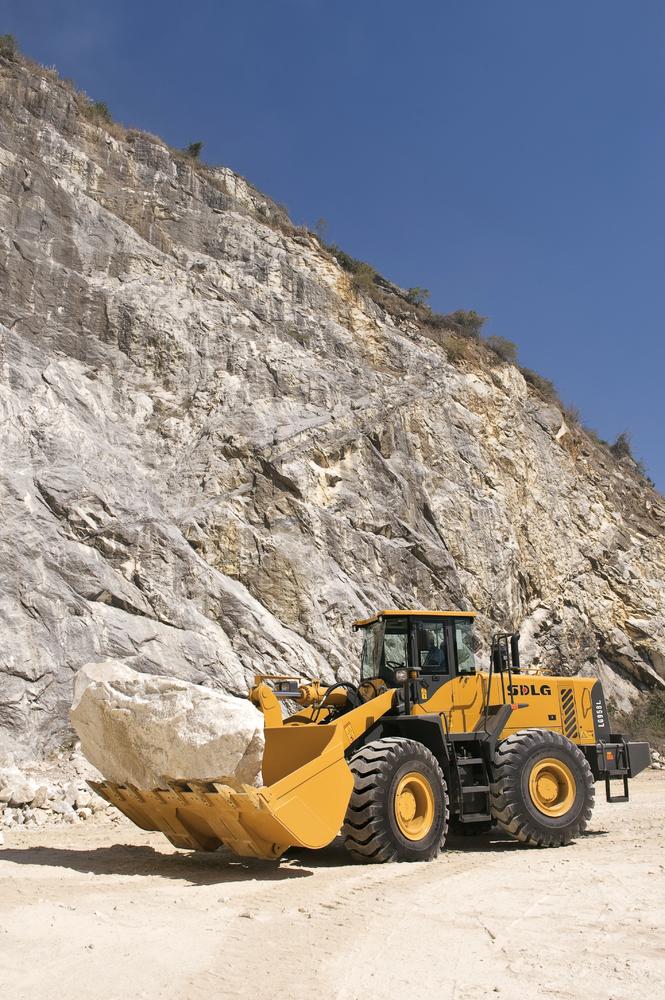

{"left": 560, "top": 687, "right": 578, "bottom": 739}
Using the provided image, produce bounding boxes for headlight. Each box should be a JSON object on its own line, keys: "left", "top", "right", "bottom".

{"left": 394, "top": 668, "right": 407, "bottom": 683}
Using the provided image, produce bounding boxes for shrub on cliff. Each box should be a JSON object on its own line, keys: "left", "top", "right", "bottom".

{"left": 486, "top": 335, "right": 518, "bottom": 364}
{"left": 423, "top": 309, "right": 486, "bottom": 339}
{"left": 443, "top": 335, "right": 475, "bottom": 363}
{"left": 325, "top": 244, "right": 367, "bottom": 275}
{"left": 610, "top": 431, "right": 633, "bottom": 460}
{"left": 82, "top": 100, "right": 113, "bottom": 124}
{"left": 0, "top": 34, "right": 17, "bottom": 61}
{"left": 406, "top": 287, "right": 431, "bottom": 306}
{"left": 351, "top": 262, "right": 379, "bottom": 295}
{"left": 323, "top": 245, "right": 383, "bottom": 299}
{"left": 520, "top": 367, "right": 560, "bottom": 404}
{"left": 610, "top": 432, "right": 652, "bottom": 481}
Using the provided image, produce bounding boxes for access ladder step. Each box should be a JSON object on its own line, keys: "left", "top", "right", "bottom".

{"left": 457, "top": 813, "right": 492, "bottom": 823}
{"left": 461, "top": 785, "right": 490, "bottom": 794}
{"left": 605, "top": 774, "right": 629, "bottom": 803}
{"left": 456, "top": 757, "right": 485, "bottom": 766}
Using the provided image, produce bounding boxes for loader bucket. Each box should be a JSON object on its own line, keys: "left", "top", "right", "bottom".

{"left": 89, "top": 723, "right": 354, "bottom": 860}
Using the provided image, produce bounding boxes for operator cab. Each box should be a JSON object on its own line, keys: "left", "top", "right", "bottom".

{"left": 354, "top": 610, "right": 479, "bottom": 696}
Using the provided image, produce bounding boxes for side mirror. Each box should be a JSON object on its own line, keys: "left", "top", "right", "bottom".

{"left": 510, "top": 633, "right": 521, "bottom": 673}
{"left": 492, "top": 646, "right": 507, "bottom": 673}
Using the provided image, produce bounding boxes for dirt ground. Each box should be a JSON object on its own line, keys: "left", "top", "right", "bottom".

{"left": 0, "top": 771, "right": 663, "bottom": 1000}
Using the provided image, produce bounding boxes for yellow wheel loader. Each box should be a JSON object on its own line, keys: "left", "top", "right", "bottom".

{"left": 91, "top": 611, "right": 651, "bottom": 863}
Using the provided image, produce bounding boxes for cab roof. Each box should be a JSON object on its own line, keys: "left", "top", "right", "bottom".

{"left": 353, "top": 609, "right": 476, "bottom": 628}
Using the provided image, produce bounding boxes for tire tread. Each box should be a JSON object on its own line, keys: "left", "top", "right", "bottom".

{"left": 342, "top": 737, "right": 449, "bottom": 863}
{"left": 491, "top": 728, "right": 594, "bottom": 848}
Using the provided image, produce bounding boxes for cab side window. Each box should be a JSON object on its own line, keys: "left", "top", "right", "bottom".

{"left": 455, "top": 618, "right": 477, "bottom": 675}
{"left": 415, "top": 621, "right": 449, "bottom": 674}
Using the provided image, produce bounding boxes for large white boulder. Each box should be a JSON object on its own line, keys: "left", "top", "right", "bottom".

{"left": 70, "top": 661, "right": 265, "bottom": 789}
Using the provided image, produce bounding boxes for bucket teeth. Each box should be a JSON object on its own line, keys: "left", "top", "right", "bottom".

{"left": 88, "top": 723, "right": 355, "bottom": 860}
{"left": 89, "top": 779, "right": 285, "bottom": 857}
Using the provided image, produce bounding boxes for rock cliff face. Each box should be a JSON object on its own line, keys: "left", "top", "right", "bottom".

{"left": 1, "top": 54, "right": 664, "bottom": 761}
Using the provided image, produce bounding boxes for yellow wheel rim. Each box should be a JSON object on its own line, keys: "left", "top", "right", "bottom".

{"left": 394, "top": 771, "right": 435, "bottom": 841}
{"left": 528, "top": 757, "right": 576, "bottom": 817}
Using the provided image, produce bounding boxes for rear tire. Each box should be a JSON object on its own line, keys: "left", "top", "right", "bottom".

{"left": 491, "top": 728, "right": 594, "bottom": 847}
{"left": 342, "top": 737, "right": 449, "bottom": 863}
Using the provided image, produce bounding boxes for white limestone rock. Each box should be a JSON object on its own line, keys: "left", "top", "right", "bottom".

{"left": 0, "top": 767, "right": 37, "bottom": 806}
{"left": 74, "top": 788, "right": 93, "bottom": 810}
{"left": 0, "top": 769, "right": 20, "bottom": 803}
{"left": 70, "top": 661, "right": 265, "bottom": 790}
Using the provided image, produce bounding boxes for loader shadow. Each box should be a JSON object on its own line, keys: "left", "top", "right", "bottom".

{"left": 444, "top": 826, "right": 608, "bottom": 854}
{"left": 285, "top": 830, "right": 528, "bottom": 867}
{"left": 0, "top": 844, "right": 314, "bottom": 885}
{"left": 444, "top": 830, "right": 523, "bottom": 854}
{"left": 0, "top": 827, "right": 609, "bottom": 883}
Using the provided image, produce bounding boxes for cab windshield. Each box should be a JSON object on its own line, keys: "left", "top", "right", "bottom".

{"left": 359, "top": 615, "right": 477, "bottom": 682}
{"left": 360, "top": 618, "right": 408, "bottom": 682}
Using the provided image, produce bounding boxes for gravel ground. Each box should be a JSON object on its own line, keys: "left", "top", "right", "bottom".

{"left": 0, "top": 771, "right": 663, "bottom": 1000}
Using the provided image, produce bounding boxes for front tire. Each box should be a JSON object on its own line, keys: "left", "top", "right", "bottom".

{"left": 491, "top": 728, "right": 594, "bottom": 847}
{"left": 342, "top": 737, "right": 449, "bottom": 863}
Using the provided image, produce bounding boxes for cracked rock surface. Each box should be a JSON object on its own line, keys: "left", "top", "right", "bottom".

{"left": 1, "top": 56, "right": 664, "bottom": 761}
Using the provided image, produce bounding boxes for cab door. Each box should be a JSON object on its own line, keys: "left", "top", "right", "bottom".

{"left": 411, "top": 617, "right": 452, "bottom": 700}
{"left": 415, "top": 617, "right": 485, "bottom": 732}
{"left": 448, "top": 617, "right": 485, "bottom": 732}
{"left": 447, "top": 674, "right": 485, "bottom": 732}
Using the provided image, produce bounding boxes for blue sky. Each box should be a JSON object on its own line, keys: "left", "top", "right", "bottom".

{"left": 5, "top": 0, "right": 664, "bottom": 489}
